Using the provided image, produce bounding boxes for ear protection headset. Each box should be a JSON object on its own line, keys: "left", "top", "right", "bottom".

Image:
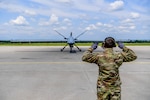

{"left": 102, "top": 37, "right": 116, "bottom": 48}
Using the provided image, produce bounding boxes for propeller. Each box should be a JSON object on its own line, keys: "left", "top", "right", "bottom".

{"left": 54, "top": 30, "right": 67, "bottom": 39}
{"left": 74, "top": 30, "right": 88, "bottom": 40}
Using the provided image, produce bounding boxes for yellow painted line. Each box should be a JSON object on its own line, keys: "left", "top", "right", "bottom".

{"left": 0, "top": 61, "right": 149, "bottom": 65}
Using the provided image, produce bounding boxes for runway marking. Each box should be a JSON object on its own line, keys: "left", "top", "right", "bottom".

{"left": 0, "top": 61, "right": 149, "bottom": 64}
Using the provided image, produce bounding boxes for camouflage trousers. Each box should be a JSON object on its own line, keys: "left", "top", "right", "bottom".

{"left": 97, "top": 84, "right": 121, "bottom": 100}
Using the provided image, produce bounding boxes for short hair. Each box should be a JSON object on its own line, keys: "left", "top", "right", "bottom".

{"left": 104, "top": 37, "right": 116, "bottom": 48}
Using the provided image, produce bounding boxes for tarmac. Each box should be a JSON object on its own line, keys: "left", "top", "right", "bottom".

{"left": 0, "top": 46, "right": 149, "bottom": 100}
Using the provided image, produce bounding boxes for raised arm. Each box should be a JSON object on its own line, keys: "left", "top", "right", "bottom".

{"left": 82, "top": 42, "right": 99, "bottom": 63}
{"left": 121, "top": 47, "right": 137, "bottom": 62}
{"left": 82, "top": 48, "right": 99, "bottom": 63}
{"left": 117, "top": 41, "right": 137, "bottom": 62}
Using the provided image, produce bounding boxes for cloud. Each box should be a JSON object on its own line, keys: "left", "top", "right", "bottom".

{"left": 55, "top": 0, "right": 72, "bottom": 3}
{"left": 49, "top": 14, "right": 59, "bottom": 24}
{"left": 24, "top": 10, "right": 36, "bottom": 16}
{"left": 118, "top": 25, "right": 135, "bottom": 30}
{"left": 110, "top": 0, "right": 124, "bottom": 11}
{"left": 63, "top": 18, "right": 72, "bottom": 26}
{"left": 86, "top": 24, "right": 97, "bottom": 30}
{"left": 96, "top": 22, "right": 103, "bottom": 26}
{"left": 10, "top": 16, "right": 29, "bottom": 26}
{"left": 58, "top": 26, "right": 67, "bottom": 30}
{"left": 0, "top": 0, "right": 149, "bottom": 40}
{"left": 130, "top": 12, "right": 140, "bottom": 19}
{"left": 53, "top": 26, "right": 68, "bottom": 31}
{"left": 73, "top": 0, "right": 100, "bottom": 12}
{"left": 39, "top": 14, "right": 59, "bottom": 26}
{"left": 121, "top": 18, "right": 133, "bottom": 23}
{"left": 63, "top": 18, "right": 71, "bottom": 22}
{"left": 103, "top": 23, "right": 113, "bottom": 28}
{"left": 129, "top": 25, "right": 136, "bottom": 29}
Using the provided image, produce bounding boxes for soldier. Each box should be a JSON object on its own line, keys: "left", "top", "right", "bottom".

{"left": 82, "top": 37, "right": 137, "bottom": 100}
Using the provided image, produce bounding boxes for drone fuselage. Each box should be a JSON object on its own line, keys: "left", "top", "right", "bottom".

{"left": 54, "top": 30, "right": 87, "bottom": 53}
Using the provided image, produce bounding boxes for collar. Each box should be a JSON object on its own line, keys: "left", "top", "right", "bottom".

{"left": 104, "top": 48, "right": 113, "bottom": 54}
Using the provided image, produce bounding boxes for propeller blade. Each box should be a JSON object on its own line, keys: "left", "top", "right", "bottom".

{"left": 74, "top": 30, "right": 88, "bottom": 40}
{"left": 54, "top": 30, "right": 67, "bottom": 39}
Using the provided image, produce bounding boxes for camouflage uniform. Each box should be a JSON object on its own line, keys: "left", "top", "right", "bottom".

{"left": 82, "top": 47, "right": 137, "bottom": 100}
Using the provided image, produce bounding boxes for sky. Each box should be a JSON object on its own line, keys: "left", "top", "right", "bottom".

{"left": 0, "top": 0, "right": 150, "bottom": 41}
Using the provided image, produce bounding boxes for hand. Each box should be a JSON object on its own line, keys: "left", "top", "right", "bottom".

{"left": 101, "top": 42, "right": 105, "bottom": 49}
{"left": 117, "top": 41, "right": 124, "bottom": 49}
{"left": 91, "top": 42, "right": 99, "bottom": 50}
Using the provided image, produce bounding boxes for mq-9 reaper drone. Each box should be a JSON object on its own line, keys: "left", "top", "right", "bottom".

{"left": 54, "top": 30, "right": 87, "bottom": 53}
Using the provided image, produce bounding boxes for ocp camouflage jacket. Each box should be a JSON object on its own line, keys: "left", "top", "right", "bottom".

{"left": 82, "top": 47, "right": 137, "bottom": 87}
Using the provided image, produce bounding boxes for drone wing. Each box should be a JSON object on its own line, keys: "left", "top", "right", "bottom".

{"left": 54, "top": 30, "right": 67, "bottom": 39}
{"left": 74, "top": 30, "right": 88, "bottom": 40}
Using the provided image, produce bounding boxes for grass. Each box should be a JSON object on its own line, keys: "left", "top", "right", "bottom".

{"left": 124, "top": 43, "right": 150, "bottom": 46}
{"left": 0, "top": 42, "right": 150, "bottom": 46}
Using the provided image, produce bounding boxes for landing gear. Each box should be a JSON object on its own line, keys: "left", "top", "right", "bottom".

{"left": 74, "top": 44, "right": 82, "bottom": 52}
{"left": 69, "top": 44, "right": 76, "bottom": 53}
{"left": 60, "top": 43, "right": 68, "bottom": 52}
{"left": 60, "top": 43, "right": 82, "bottom": 53}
